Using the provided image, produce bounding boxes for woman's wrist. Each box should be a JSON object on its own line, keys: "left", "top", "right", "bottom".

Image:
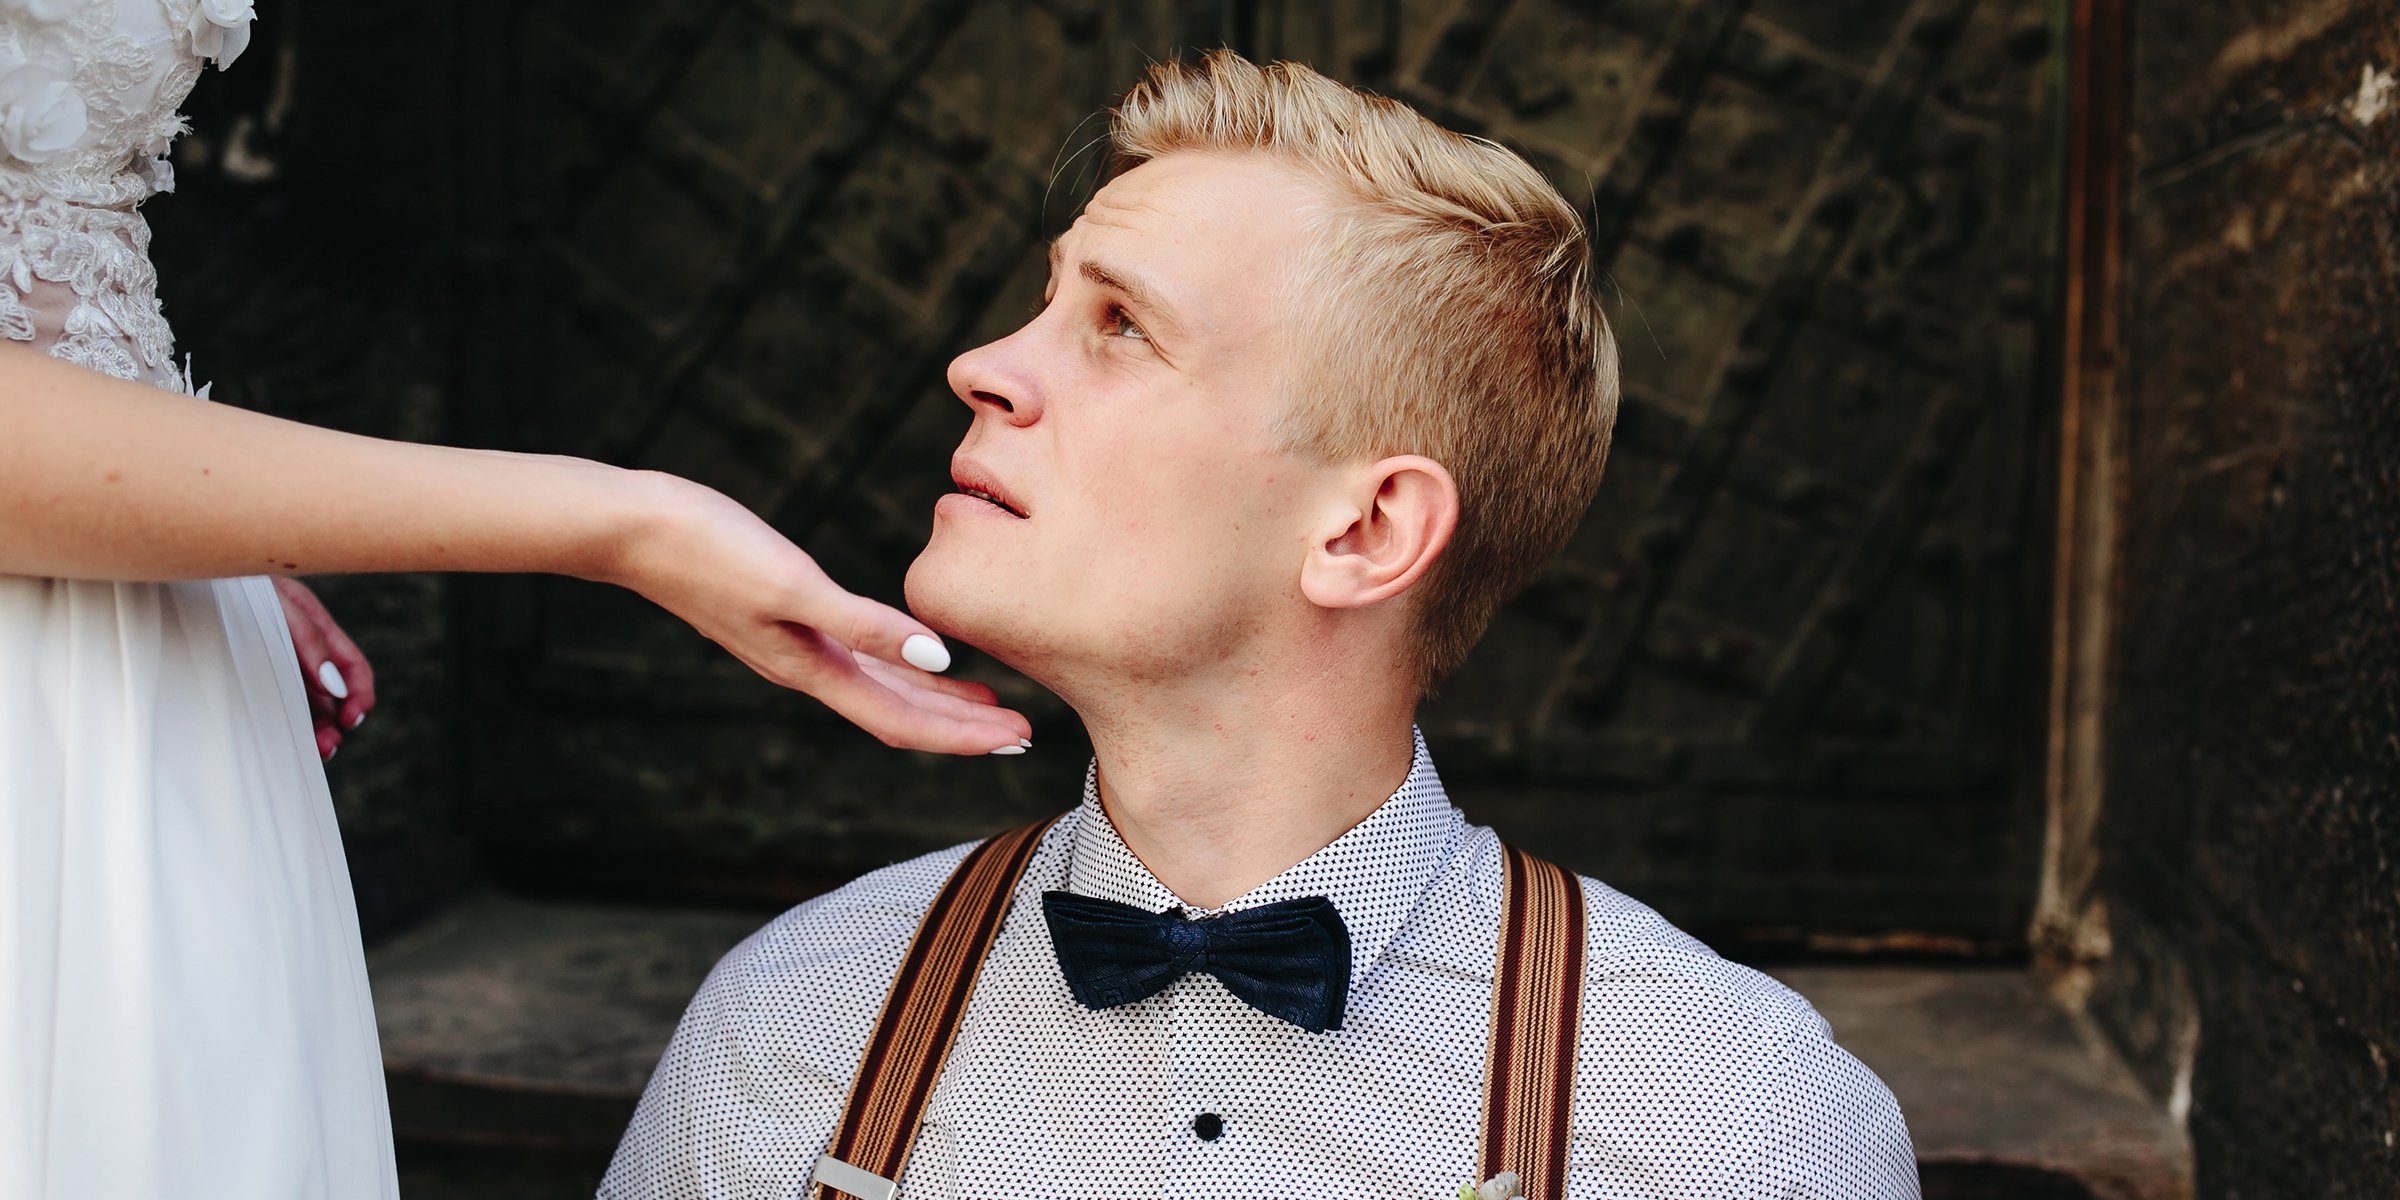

{"left": 566, "top": 465, "right": 695, "bottom": 592}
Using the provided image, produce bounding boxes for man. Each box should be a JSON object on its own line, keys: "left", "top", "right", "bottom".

{"left": 603, "top": 53, "right": 1916, "bottom": 1199}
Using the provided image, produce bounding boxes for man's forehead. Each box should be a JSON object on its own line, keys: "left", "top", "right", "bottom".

{"left": 1081, "top": 173, "right": 1170, "bottom": 226}
{"left": 1049, "top": 154, "right": 1319, "bottom": 273}
{"left": 1055, "top": 169, "right": 1194, "bottom": 257}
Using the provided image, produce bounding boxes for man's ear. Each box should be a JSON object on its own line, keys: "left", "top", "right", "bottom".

{"left": 1299, "top": 455, "right": 1459, "bottom": 611}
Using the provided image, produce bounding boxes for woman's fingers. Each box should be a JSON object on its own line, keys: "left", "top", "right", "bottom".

{"left": 769, "top": 625, "right": 1032, "bottom": 755}
{"left": 312, "top": 599, "right": 377, "bottom": 730}
{"left": 852, "top": 653, "right": 1030, "bottom": 734}
{"left": 728, "top": 625, "right": 1030, "bottom": 754}
{"left": 619, "top": 479, "right": 1029, "bottom": 755}
{"left": 274, "top": 578, "right": 340, "bottom": 760}
{"left": 276, "top": 578, "right": 332, "bottom": 686}
{"left": 272, "top": 577, "right": 378, "bottom": 758}
{"left": 783, "top": 566, "right": 963, "bottom": 678}
{"left": 852, "top": 652, "right": 1004, "bottom": 705}
{"left": 748, "top": 555, "right": 1033, "bottom": 750}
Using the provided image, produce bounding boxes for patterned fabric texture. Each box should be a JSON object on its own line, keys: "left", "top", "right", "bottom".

{"left": 0, "top": 0, "right": 248, "bottom": 392}
{"left": 602, "top": 732, "right": 1920, "bottom": 1199}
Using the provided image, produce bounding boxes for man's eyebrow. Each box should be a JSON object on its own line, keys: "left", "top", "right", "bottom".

{"left": 1077, "top": 258, "right": 1183, "bottom": 335}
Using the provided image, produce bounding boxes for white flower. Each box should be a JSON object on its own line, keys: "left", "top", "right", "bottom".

{"left": 1461, "top": 1172, "right": 1522, "bottom": 1200}
{"left": 135, "top": 154, "right": 174, "bottom": 194}
{"left": 0, "top": 63, "right": 86, "bottom": 164}
{"left": 187, "top": 0, "right": 255, "bottom": 71}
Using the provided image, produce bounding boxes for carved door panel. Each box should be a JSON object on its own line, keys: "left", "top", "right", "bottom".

{"left": 457, "top": 0, "right": 2060, "bottom": 947}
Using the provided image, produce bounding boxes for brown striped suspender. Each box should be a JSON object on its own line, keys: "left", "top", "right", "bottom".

{"left": 1477, "top": 844, "right": 1586, "bottom": 1200}
{"left": 808, "top": 823, "right": 1586, "bottom": 1200}
{"left": 808, "top": 817, "right": 1059, "bottom": 1200}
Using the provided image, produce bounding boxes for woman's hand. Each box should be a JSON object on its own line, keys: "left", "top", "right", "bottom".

{"left": 0, "top": 350, "right": 1026, "bottom": 754}
{"left": 274, "top": 576, "right": 375, "bottom": 761}
{"left": 597, "top": 473, "right": 1033, "bottom": 756}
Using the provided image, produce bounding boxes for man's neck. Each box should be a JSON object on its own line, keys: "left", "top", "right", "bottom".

{"left": 1075, "top": 676, "right": 1419, "bottom": 911}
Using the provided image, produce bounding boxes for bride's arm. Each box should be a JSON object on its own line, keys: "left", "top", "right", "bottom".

{"left": 0, "top": 345, "right": 1033, "bottom": 756}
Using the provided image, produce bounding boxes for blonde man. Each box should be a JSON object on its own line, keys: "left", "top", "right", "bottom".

{"left": 604, "top": 54, "right": 1915, "bottom": 1199}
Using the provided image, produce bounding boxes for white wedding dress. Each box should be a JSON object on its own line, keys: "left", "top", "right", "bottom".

{"left": 0, "top": 3, "right": 397, "bottom": 1198}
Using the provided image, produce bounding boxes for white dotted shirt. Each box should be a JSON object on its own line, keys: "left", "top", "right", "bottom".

{"left": 601, "top": 733, "right": 1918, "bottom": 1199}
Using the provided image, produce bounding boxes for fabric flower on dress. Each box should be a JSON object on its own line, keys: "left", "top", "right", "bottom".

{"left": 187, "top": 0, "right": 255, "bottom": 70}
{"left": 133, "top": 130, "right": 177, "bottom": 194}
{"left": 0, "top": 248, "right": 34, "bottom": 344}
{"left": 134, "top": 152, "right": 173, "bottom": 194}
{"left": 0, "top": 63, "right": 87, "bottom": 164}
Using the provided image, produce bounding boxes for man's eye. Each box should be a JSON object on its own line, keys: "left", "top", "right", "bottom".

{"left": 1110, "top": 308, "right": 1149, "bottom": 341}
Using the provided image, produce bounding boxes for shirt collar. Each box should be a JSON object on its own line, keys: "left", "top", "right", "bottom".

{"left": 1061, "top": 727, "right": 1464, "bottom": 987}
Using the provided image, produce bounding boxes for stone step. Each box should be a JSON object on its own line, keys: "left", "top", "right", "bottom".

{"left": 369, "top": 898, "right": 2189, "bottom": 1199}
{"left": 368, "top": 893, "right": 766, "bottom": 1197}
{"left": 1767, "top": 965, "right": 2191, "bottom": 1200}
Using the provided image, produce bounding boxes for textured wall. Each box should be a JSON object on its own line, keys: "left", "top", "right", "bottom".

{"left": 145, "top": 0, "right": 2072, "bottom": 951}
{"left": 2091, "top": 0, "right": 2400, "bottom": 1193}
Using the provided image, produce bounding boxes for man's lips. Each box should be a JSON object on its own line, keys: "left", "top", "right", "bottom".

{"left": 949, "top": 467, "right": 1028, "bottom": 518}
{"left": 957, "top": 484, "right": 1026, "bottom": 518}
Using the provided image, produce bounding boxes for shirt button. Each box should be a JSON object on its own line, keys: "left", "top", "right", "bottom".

{"left": 1192, "top": 1112, "right": 1224, "bottom": 1141}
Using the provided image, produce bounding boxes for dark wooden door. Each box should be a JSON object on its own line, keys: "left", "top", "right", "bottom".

{"left": 454, "top": 0, "right": 2061, "bottom": 949}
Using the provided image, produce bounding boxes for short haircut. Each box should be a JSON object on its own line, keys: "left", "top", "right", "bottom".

{"left": 1109, "top": 52, "right": 1619, "bottom": 685}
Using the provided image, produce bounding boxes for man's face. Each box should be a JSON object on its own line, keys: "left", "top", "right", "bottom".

{"left": 905, "top": 152, "right": 1333, "bottom": 692}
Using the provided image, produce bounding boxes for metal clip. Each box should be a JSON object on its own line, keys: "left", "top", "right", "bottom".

{"left": 812, "top": 1153, "right": 898, "bottom": 1200}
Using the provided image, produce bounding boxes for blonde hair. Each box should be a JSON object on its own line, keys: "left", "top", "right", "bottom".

{"left": 1109, "top": 51, "right": 1619, "bottom": 684}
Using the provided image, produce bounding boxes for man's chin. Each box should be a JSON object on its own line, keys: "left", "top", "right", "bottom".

{"left": 902, "top": 555, "right": 1043, "bottom": 676}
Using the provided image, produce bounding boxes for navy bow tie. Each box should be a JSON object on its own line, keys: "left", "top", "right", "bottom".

{"left": 1041, "top": 891, "right": 1351, "bottom": 1033}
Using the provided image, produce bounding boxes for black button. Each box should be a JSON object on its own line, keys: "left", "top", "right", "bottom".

{"left": 1192, "top": 1112, "right": 1223, "bottom": 1141}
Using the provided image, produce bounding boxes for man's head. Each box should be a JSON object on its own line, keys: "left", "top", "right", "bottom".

{"left": 906, "top": 53, "right": 1616, "bottom": 709}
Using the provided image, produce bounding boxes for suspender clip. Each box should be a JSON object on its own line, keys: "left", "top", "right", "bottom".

{"left": 813, "top": 1153, "right": 898, "bottom": 1200}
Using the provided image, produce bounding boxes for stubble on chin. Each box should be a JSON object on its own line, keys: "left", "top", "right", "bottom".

{"left": 903, "top": 548, "right": 1039, "bottom": 674}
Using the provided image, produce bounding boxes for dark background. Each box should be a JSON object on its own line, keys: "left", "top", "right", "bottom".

{"left": 160, "top": 0, "right": 2065, "bottom": 951}
{"left": 141, "top": 0, "right": 2397, "bottom": 1195}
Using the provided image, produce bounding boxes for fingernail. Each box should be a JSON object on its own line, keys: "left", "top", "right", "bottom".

{"left": 901, "top": 634, "right": 951, "bottom": 673}
{"left": 324, "top": 745, "right": 337, "bottom": 762}
{"left": 348, "top": 712, "right": 365, "bottom": 730}
{"left": 988, "top": 744, "right": 1026, "bottom": 756}
{"left": 1019, "top": 738, "right": 1032, "bottom": 748}
{"left": 317, "top": 661, "right": 350, "bottom": 699}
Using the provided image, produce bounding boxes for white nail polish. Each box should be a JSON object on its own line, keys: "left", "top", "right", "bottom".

{"left": 901, "top": 634, "right": 951, "bottom": 673}
{"left": 317, "top": 661, "right": 349, "bottom": 699}
{"left": 324, "top": 745, "right": 337, "bottom": 762}
{"left": 1019, "top": 738, "right": 1032, "bottom": 748}
{"left": 348, "top": 712, "right": 365, "bottom": 730}
{"left": 988, "top": 744, "right": 1026, "bottom": 756}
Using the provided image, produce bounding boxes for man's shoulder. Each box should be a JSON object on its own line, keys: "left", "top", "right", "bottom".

{"left": 1568, "top": 873, "right": 1915, "bottom": 1195}
{"left": 1574, "top": 871, "right": 1825, "bottom": 1038}
{"left": 1432, "top": 830, "right": 1831, "bottom": 1047}
{"left": 1439, "top": 833, "right": 1910, "bottom": 1190}
{"left": 714, "top": 838, "right": 985, "bottom": 988}
{"left": 600, "top": 826, "right": 1084, "bottom": 1199}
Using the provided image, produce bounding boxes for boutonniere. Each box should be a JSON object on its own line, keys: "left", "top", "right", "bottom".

{"left": 1458, "top": 1170, "right": 1524, "bottom": 1200}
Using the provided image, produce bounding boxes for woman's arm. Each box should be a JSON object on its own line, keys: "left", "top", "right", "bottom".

{"left": 0, "top": 345, "right": 1031, "bottom": 755}
{"left": 3, "top": 341, "right": 691, "bottom": 581}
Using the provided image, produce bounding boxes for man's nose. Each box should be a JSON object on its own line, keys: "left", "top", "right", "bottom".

{"left": 946, "top": 336, "right": 1044, "bottom": 427}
